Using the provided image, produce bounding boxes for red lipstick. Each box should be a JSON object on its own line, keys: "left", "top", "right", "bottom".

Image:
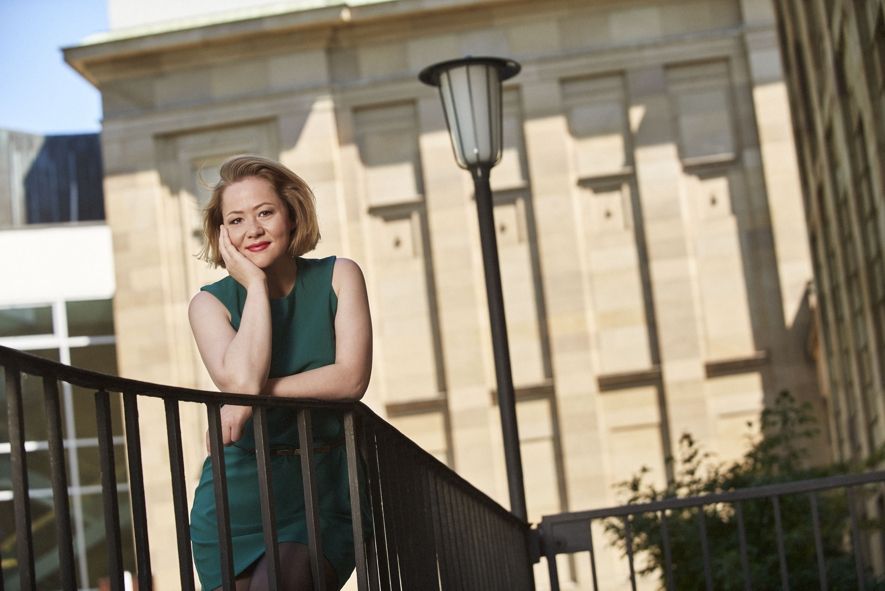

{"left": 246, "top": 242, "right": 270, "bottom": 252}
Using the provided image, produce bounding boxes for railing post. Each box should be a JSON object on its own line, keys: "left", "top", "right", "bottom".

{"left": 771, "top": 496, "right": 790, "bottom": 591}
{"left": 847, "top": 487, "right": 867, "bottom": 589}
{"left": 95, "top": 389, "right": 124, "bottom": 591}
{"left": 659, "top": 510, "right": 674, "bottom": 591}
{"left": 253, "top": 405, "right": 282, "bottom": 591}
{"left": 363, "top": 423, "right": 390, "bottom": 591}
{"left": 206, "top": 402, "right": 236, "bottom": 591}
{"left": 43, "top": 376, "right": 76, "bottom": 590}
{"left": 297, "top": 409, "right": 326, "bottom": 591}
{"left": 5, "top": 364, "right": 35, "bottom": 590}
{"left": 809, "top": 493, "right": 827, "bottom": 591}
{"left": 734, "top": 501, "right": 751, "bottom": 591}
{"left": 123, "top": 392, "right": 153, "bottom": 591}
{"left": 164, "top": 398, "right": 196, "bottom": 591}
{"left": 344, "top": 411, "right": 368, "bottom": 591}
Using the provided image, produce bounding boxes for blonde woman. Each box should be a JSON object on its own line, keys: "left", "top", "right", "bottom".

{"left": 188, "top": 155, "right": 372, "bottom": 590}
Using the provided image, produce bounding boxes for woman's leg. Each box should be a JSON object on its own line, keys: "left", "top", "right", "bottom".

{"left": 212, "top": 559, "right": 257, "bottom": 591}
{"left": 247, "top": 542, "right": 338, "bottom": 590}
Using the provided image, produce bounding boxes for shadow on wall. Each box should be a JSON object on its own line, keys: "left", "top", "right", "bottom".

{"left": 24, "top": 134, "right": 104, "bottom": 224}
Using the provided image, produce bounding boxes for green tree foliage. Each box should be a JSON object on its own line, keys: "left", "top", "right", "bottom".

{"left": 605, "top": 392, "right": 885, "bottom": 590}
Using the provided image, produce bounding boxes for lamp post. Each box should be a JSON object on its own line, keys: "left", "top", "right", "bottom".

{"left": 419, "top": 57, "right": 527, "bottom": 521}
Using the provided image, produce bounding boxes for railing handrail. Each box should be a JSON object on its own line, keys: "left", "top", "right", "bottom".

{"left": 541, "top": 468, "right": 885, "bottom": 525}
{"left": 0, "top": 343, "right": 527, "bottom": 529}
{"left": 0, "top": 344, "right": 351, "bottom": 410}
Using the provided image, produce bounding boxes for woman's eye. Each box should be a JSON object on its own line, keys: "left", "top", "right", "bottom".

{"left": 258, "top": 209, "right": 273, "bottom": 217}
{"left": 228, "top": 218, "right": 242, "bottom": 225}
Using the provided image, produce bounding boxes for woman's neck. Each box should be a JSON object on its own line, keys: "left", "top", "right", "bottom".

{"left": 264, "top": 256, "right": 298, "bottom": 299}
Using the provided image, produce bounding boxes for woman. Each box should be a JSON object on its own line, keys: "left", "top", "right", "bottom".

{"left": 188, "top": 155, "right": 372, "bottom": 591}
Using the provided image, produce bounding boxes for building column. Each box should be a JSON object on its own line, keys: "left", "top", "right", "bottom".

{"left": 626, "top": 65, "right": 711, "bottom": 451}
{"left": 520, "top": 77, "right": 607, "bottom": 510}
{"left": 416, "top": 94, "right": 500, "bottom": 497}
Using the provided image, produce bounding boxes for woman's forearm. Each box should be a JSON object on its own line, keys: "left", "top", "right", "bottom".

{"left": 263, "top": 361, "right": 369, "bottom": 401}
{"left": 219, "top": 280, "right": 272, "bottom": 394}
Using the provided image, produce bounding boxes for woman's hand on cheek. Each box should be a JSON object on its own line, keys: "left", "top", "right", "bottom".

{"left": 219, "top": 225, "right": 266, "bottom": 290}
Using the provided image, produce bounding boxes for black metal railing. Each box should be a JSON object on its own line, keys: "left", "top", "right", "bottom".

{"left": 0, "top": 345, "right": 535, "bottom": 591}
{"left": 539, "top": 469, "right": 885, "bottom": 590}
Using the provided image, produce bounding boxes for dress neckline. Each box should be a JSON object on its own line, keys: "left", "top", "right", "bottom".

{"left": 269, "top": 257, "right": 300, "bottom": 302}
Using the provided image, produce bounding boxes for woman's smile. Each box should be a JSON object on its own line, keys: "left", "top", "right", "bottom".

{"left": 246, "top": 241, "right": 270, "bottom": 252}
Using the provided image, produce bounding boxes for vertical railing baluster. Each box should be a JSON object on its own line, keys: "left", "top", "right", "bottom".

{"left": 443, "top": 478, "right": 462, "bottom": 588}
{"left": 462, "top": 488, "right": 481, "bottom": 586}
{"left": 206, "top": 402, "right": 235, "bottom": 591}
{"left": 624, "top": 515, "right": 638, "bottom": 591}
{"left": 96, "top": 389, "right": 124, "bottom": 590}
{"left": 512, "top": 521, "right": 524, "bottom": 591}
{"left": 363, "top": 423, "right": 389, "bottom": 591}
{"left": 297, "top": 409, "right": 326, "bottom": 591}
{"left": 344, "top": 411, "right": 368, "bottom": 591}
{"left": 504, "top": 520, "right": 519, "bottom": 591}
{"left": 43, "top": 376, "right": 76, "bottom": 590}
{"left": 809, "top": 492, "right": 827, "bottom": 591}
{"left": 164, "top": 398, "right": 196, "bottom": 591}
{"left": 697, "top": 508, "right": 713, "bottom": 591}
{"left": 542, "top": 522, "right": 560, "bottom": 591}
{"left": 377, "top": 430, "right": 400, "bottom": 590}
{"left": 386, "top": 434, "right": 407, "bottom": 590}
{"left": 419, "top": 457, "right": 441, "bottom": 590}
{"left": 426, "top": 469, "right": 450, "bottom": 590}
{"left": 441, "top": 481, "right": 464, "bottom": 589}
{"left": 659, "top": 510, "right": 674, "bottom": 591}
{"left": 123, "top": 392, "right": 152, "bottom": 591}
{"left": 5, "top": 365, "right": 35, "bottom": 590}
{"left": 254, "top": 405, "right": 281, "bottom": 591}
{"left": 847, "top": 487, "right": 867, "bottom": 589}
{"left": 470, "top": 497, "right": 491, "bottom": 590}
{"left": 588, "top": 518, "right": 599, "bottom": 591}
{"left": 772, "top": 495, "right": 790, "bottom": 591}
{"left": 484, "top": 503, "right": 503, "bottom": 590}
{"left": 735, "top": 501, "right": 751, "bottom": 591}
{"left": 395, "top": 445, "right": 419, "bottom": 588}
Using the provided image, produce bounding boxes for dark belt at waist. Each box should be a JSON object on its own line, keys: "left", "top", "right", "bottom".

{"left": 233, "top": 436, "right": 345, "bottom": 456}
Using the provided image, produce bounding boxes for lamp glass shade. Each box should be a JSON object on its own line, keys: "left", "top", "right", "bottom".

{"left": 437, "top": 62, "right": 504, "bottom": 169}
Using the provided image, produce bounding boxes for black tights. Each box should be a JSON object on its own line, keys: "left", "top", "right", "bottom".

{"left": 214, "top": 542, "right": 338, "bottom": 591}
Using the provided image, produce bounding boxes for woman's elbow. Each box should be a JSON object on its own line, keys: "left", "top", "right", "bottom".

{"left": 342, "top": 369, "right": 370, "bottom": 401}
{"left": 215, "top": 375, "right": 263, "bottom": 396}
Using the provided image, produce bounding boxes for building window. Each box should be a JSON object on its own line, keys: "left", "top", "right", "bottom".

{"left": 0, "top": 298, "right": 133, "bottom": 589}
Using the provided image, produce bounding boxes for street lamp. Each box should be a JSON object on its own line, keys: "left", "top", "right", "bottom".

{"left": 419, "top": 56, "right": 527, "bottom": 521}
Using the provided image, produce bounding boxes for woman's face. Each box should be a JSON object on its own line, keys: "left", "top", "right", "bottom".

{"left": 220, "top": 176, "right": 294, "bottom": 268}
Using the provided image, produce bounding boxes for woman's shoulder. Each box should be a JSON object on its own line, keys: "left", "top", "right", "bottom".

{"left": 199, "top": 275, "right": 239, "bottom": 302}
{"left": 298, "top": 255, "right": 365, "bottom": 295}
{"left": 298, "top": 255, "right": 337, "bottom": 272}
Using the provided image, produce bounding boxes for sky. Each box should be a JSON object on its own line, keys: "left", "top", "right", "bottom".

{"left": 0, "top": 0, "right": 108, "bottom": 135}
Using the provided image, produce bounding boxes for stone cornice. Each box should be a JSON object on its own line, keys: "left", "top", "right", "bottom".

{"left": 63, "top": 0, "right": 510, "bottom": 85}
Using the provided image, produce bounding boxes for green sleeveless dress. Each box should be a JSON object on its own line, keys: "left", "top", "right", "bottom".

{"left": 189, "top": 256, "right": 358, "bottom": 590}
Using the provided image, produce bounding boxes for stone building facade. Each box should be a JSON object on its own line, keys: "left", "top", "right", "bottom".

{"left": 772, "top": 0, "right": 885, "bottom": 573}
{"left": 66, "top": 0, "right": 820, "bottom": 587}
{"left": 772, "top": 0, "right": 885, "bottom": 463}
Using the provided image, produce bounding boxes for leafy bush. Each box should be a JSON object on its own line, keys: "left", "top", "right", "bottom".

{"left": 605, "top": 391, "right": 885, "bottom": 590}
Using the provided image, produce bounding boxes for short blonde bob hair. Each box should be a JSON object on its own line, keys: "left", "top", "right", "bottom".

{"left": 199, "top": 155, "right": 320, "bottom": 267}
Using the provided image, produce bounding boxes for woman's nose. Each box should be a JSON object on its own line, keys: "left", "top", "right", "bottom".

{"left": 245, "top": 218, "right": 264, "bottom": 237}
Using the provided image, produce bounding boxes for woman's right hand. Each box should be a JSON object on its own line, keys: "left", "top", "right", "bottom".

{"left": 219, "top": 225, "right": 266, "bottom": 290}
{"left": 204, "top": 404, "right": 255, "bottom": 452}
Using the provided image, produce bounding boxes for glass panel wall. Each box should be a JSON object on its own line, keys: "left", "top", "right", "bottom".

{"left": 0, "top": 298, "right": 134, "bottom": 589}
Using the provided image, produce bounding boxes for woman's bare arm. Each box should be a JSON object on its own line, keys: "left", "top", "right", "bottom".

{"left": 189, "top": 226, "right": 272, "bottom": 395}
{"left": 262, "top": 258, "right": 372, "bottom": 401}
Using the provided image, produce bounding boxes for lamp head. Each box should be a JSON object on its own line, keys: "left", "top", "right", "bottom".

{"left": 419, "top": 56, "right": 521, "bottom": 170}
